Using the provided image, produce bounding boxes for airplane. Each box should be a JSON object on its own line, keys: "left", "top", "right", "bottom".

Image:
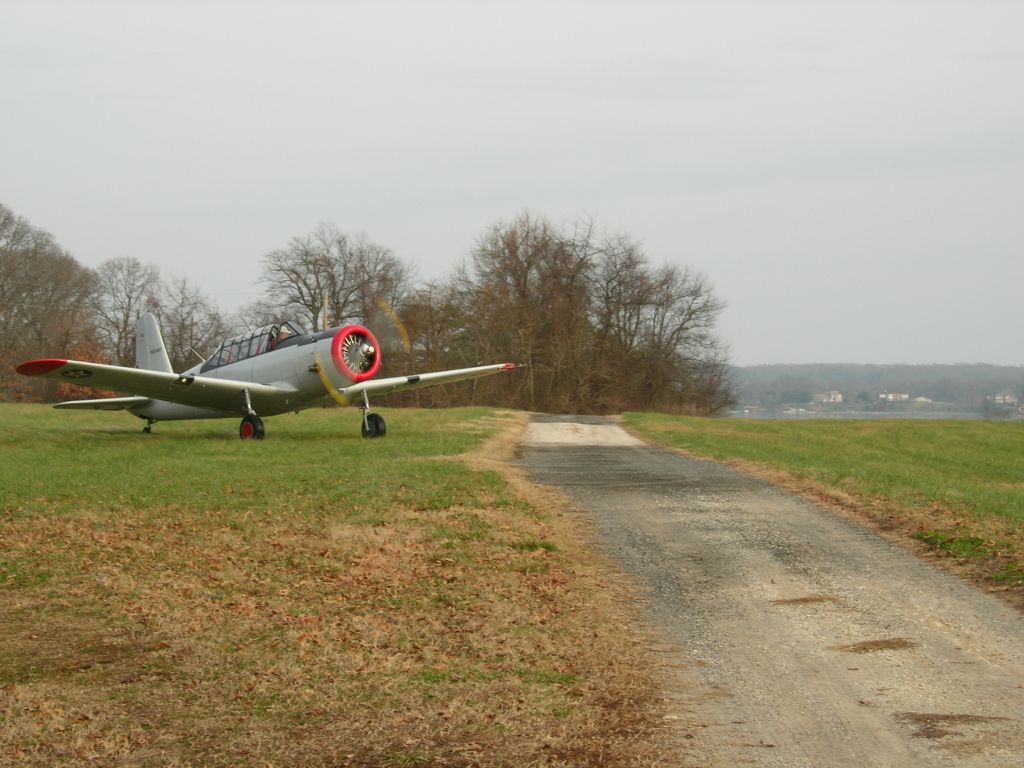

{"left": 16, "top": 313, "right": 521, "bottom": 439}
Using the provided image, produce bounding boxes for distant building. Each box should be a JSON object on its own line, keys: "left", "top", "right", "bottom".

{"left": 993, "top": 393, "right": 1019, "bottom": 406}
{"left": 879, "top": 392, "right": 910, "bottom": 402}
{"left": 814, "top": 390, "right": 844, "bottom": 403}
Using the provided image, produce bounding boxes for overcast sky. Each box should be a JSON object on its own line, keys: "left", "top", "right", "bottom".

{"left": 2, "top": 0, "right": 1021, "bottom": 365}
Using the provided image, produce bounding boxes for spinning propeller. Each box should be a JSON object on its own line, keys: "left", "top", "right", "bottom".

{"left": 314, "top": 324, "right": 383, "bottom": 405}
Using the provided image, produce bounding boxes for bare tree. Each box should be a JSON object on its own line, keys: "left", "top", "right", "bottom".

{"left": 620, "top": 264, "right": 728, "bottom": 410}
{"left": 457, "top": 213, "right": 563, "bottom": 409}
{"left": 0, "top": 203, "right": 97, "bottom": 400}
{"left": 393, "top": 281, "right": 469, "bottom": 406}
{"left": 450, "top": 212, "right": 735, "bottom": 414}
{"left": 592, "top": 235, "right": 650, "bottom": 356}
{"left": 150, "top": 276, "right": 231, "bottom": 371}
{"left": 350, "top": 237, "right": 413, "bottom": 322}
{"left": 259, "top": 224, "right": 340, "bottom": 330}
{"left": 588, "top": 234, "right": 651, "bottom": 409}
{"left": 258, "top": 223, "right": 412, "bottom": 332}
{"left": 92, "top": 256, "right": 161, "bottom": 366}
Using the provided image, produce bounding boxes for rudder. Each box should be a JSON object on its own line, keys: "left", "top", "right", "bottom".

{"left": 136, "top": 313, "right": 173, "bottom": 372}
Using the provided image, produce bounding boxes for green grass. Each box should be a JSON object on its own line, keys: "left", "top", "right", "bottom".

{"left": 0, "top": 404, "right": 514, "bottom": 521}
{"left": 623, "top": 413, "right": 1024, "bottom": 527}
{"left": 913, "top": 530, "right": 988, "bottom": 558}
{"left": 0, "top": 404, "right": 669, "bottom": 767}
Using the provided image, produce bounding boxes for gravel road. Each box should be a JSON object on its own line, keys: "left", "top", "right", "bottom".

{"left": 518, "top": 415, "right": 1024, "bottom": 767}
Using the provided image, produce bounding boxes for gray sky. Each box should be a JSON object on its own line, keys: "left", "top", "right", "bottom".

{"left": 2, "top": 0, "right": 1021, "bottom": 365}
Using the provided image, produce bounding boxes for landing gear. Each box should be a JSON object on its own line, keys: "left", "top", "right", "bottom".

{"left": 361, "top": 412, "right": 387, "bottom": 439}
{"left": 142, "top": 418, "right": 156, "bottom": 434}
{"left": 359, "top": 389, "right": 386, "bottom": 439}
{"left": 239, "top": 414, "right": 265, "bottom": 440}
{"left": 238, "top": 388, "right": 265, "bottom": 440}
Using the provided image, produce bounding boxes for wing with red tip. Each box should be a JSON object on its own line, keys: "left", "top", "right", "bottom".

{"left": 15, "top": 358, "right": 296, "bottom": 414}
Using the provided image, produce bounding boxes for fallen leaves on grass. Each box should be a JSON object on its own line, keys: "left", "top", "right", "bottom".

{"left": 1, "top": 412, "right": 677, "bottom": 766}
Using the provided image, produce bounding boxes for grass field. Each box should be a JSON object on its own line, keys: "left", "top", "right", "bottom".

{"left": 623, "top": 413, "right": 1024, "bottom": 595}
{"left": 1, "top": 405, "right": 673, "bottom": 767}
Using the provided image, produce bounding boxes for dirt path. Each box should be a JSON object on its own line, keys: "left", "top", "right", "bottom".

{"left": 518, "top": 415, "right": 1024, "bottom": 767}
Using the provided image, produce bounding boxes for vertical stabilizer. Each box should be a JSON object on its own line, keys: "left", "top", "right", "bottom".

{"left": 136, "top": 313, "right": 173, "bottom": 372}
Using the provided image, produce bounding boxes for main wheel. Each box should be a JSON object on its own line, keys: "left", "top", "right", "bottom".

{"left": 368, "top": 413, "right": 386, "bottom": 438}
{"left": 361, "top": 412, "right": 386, "bottom": 439}
{"left": 239, "top": 414, "right": 265, "bottom": 440}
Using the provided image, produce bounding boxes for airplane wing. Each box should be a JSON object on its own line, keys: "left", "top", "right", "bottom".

{"left": 54, "top": 396, "right": 153, "bottom": 411}
{"left": 339, "top": 363, "right": 522, "bottom": 402}
{"left": 16, "top": 358, "right": 296, "bottom": 414}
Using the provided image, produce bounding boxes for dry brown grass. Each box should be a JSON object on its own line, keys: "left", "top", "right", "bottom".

{"left": 1, "top": 412, "right": 690, "bottom": 766}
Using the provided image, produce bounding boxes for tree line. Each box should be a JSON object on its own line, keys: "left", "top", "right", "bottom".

{"left": 1, "top": 203, "right": 734, "bottom": 414}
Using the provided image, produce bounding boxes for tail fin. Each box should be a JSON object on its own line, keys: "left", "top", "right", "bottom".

{"left": 136, "top": 313, "right": 173, "bottom": 372}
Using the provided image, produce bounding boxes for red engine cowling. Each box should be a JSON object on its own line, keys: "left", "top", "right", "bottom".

{"left": 330, "top": 325, "right": 382, "bottom": 383}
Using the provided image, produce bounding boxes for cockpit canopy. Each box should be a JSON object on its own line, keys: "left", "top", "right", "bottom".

{"left": 201, "top": 321, "right": 305, "bottom": 372}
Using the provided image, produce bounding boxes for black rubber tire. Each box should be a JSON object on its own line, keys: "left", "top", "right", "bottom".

{"left": 240, "top": 414, "right": 265, "bottom": 440}
{"left": 361, "top": 413, "right": 386, "bottom": 439}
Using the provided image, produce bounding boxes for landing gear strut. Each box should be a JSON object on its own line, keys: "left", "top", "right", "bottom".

{"left": 142, "top": 418, "right": 156, "bottom": 434}
{"left": 238, "top": 388, "right": 265, "bottom": 440}
{"left": 360, "top": 390, "right": 386, "bottom": 439}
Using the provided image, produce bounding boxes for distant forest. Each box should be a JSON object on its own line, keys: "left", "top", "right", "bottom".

{"left": 735, "top": 363, "right": 1024, "bottom": 412}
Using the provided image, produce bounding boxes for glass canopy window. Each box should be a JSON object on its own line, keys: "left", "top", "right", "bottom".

{"left": 202, "top": 321, "right": 304, "bottom": 371}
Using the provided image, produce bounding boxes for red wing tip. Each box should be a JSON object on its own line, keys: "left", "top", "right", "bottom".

{"left": 500, "top": 363, "right": 521, "bottom": 371}
{"left": 16, "top": 359, "right": 68, "bottom": 376}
